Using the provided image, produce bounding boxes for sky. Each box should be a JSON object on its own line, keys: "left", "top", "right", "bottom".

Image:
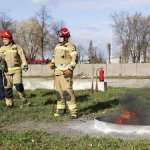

{"left": 0, "top": 0, "right": 150, "bottom": 56}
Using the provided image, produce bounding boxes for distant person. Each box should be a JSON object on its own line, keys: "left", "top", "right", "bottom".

{"left": 49, "top": 28, "right": 78, "bottom": 119}
{"left": 0, "top": 30, "right": 28, "bottom": 107}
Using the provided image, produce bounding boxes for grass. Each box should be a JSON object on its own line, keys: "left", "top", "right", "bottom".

{"left": 0, "top": 87, "right": 128, "bottom": 125}
{"left": 0, "top": 87, "right": 150, "bottom": 149}
{"left": 0, "top": 130, "right": 150, "bottom": 150}
{"left": 105, "top": 76, "right": 150, "bottom": 79}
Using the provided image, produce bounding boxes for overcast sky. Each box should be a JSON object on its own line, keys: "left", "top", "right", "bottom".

{"left": 0, "top": 0, "right": 150, "bottom": 56}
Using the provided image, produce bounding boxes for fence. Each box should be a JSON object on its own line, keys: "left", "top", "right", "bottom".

{"left": 23, "top": 63, "right": 150, "bottom": 77}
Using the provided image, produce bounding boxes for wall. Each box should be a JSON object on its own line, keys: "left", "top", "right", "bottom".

{"left": 22, "top": 63, "right": 150, "bottom": 77}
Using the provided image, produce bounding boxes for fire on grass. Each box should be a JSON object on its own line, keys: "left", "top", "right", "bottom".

{"left": 114, "top": 109, "right": 142, "bottom": 125}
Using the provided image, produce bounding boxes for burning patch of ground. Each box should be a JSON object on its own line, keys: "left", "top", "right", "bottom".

{"left": 117, "top": 88, "right": 150, "bottom": 125}
{"left": 113, "top": 109, "right": 142, "bottom": 125}
{"left": 97, "top": 88, "right": 150, "bottom": 126}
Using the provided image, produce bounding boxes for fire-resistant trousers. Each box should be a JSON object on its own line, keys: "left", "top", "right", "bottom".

{"left": 3, "top": 69, "right": 27, "bottom": 106}
{"left": 55, "top": 75, "right": 78, "bottom": 117}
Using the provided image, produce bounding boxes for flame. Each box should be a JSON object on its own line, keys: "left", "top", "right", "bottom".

{"left": 114, "top": 109, "right": 141, "bottom": 125}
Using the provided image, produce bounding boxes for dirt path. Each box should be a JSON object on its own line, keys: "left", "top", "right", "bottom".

{"left": 1, "top": 120, "right": 81, "bottom": 136}
{"left": 0, "top": 119, "right": 91, "bottom": 137}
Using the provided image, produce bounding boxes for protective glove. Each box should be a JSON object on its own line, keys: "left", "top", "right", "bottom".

{"left": 23, "top": 65, "right": 28, "bottom": 72}
{"left": 63, "top": 69, "right": 73, "bottom": 78}
{"left": 49, "top": 62, "right": 55, "bottom": 69}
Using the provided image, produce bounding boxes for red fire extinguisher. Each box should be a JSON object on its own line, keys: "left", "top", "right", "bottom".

{"left": 96, "top": 67, "right": 104, "bottom": 81}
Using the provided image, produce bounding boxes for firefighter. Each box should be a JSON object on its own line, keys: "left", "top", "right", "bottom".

{"left": 0, "top": 30, "right": 28, "bottom": 107}
{"left": 49, "top": 27, "right": 78, "bottom": 119}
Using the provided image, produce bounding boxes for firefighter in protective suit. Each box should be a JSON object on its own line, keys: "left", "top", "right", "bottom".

{"left": 0, "top": 30, "right": 28, "bottom": 107}
{"left": 49, "top": 28, "right": 78, "bottom": 119}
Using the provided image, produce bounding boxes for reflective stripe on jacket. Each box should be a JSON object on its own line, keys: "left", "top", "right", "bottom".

{"left": 51, "top": 42, "right": 78, "bottom": 75}
{"left": 0, "top": 44, "right": 27, "bottom": 71}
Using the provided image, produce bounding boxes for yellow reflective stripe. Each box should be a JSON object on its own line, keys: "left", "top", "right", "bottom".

{"left": 6, "top": 50, "right": 17, "bottom": 53}
{"left": 68, "top": 104, "right": 77, "bottom": 109}
{"left": 54, "top": 113, "right": 61, "bottom": 117}
{"left": 55, "top": 64, "right": 69, "bottom": 71}
{"left": 0, "top": 49, "right": 22, "bottom": 53}
{"left": 57, "top": 104, "right": 65, "bottom": 109}
{"left": 0, "top": 50, "right": 6, "bottom": 53}
{"left": 5, "top": 98, "right": 13, "bottom": 106}
{"left": 57, "top": 106, "right": 65, "bottom": 109}
{"left": 0, "top": 49, "right": 18, "bottom": 53}
{"left": 8, "top": 67, "right": 21, "bottom": 71}
{"left": 55, "top": 67, "right": 68, "bottom": 71}
{"left": 56, "top": 46, "right": 69, "bottom": 50}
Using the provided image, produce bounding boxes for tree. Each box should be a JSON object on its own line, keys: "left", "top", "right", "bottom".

{"left": 0, "top": 11, "right": 13, "bottom": 30}
{"left": 76, "top": 44, "right": 85, "bottom": 64}
{"left": 35, "top": 5, "right": 51, "bottom": 59}
{"left": 112, "top": 12, "right": 150, "bottom": 63}
{"left": 15, "top": 18, "right": 42, "bottom": 59}
{"left": 95, "top": 48, "right": 106, "bottom": 63}
{"left": 50, "top": 21, "right": 66, "bottom": 35}
{"left": 88, "top": 40, "right": 95, "bottom": 63}
{"left": 49, "top": 21, "right": 66, "bottom": 51}
{"left": 97, "top": 51, "right": 106, "bottom": 63}
{"left": 0, "top": 11, "right": 14, "bottom": 45}
{"left": 87, "top": 40, "right": 105, "bottom": 64}
{"left": 14, "top": 7, "right": 66, "bottom": 60}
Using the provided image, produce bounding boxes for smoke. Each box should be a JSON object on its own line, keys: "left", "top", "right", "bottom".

{"left": 117, "top": 88, "right": 150, "bottom": 125}
{"left": 120, "top": 88, "right": 150, "bottom": 115}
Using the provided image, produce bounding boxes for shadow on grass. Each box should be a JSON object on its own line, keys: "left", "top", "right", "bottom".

{"left": 42, "top": 91, "right": 54, "bottom": 97}
{"left": 42, "top": 98, "right": 57, "bottom": 105}
{"left": 29, "top": 93, "right": 36, "bottom": 98}
{"left": 76, "top": 94, "right": 89, "bottom": 102}
{"left": 42, "top": 93, "right": 89, "bottom": 106}
{"left": 79, "top": 98, "right": 119, "bottom": 115}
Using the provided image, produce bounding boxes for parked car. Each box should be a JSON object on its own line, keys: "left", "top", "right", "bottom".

{"left": 27, "top": 59, "right": 49, "bottom": 64}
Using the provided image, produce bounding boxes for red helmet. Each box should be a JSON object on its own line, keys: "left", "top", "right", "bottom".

{"left": 58, "top": 28, "right": 70, "bottom": 38}
{"left": 0, "top": 30, "right": 12, "bottom": 39}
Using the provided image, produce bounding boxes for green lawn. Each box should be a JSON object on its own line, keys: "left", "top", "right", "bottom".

{"left": 0, "top": 130, "right": 150, "bottom": 150}
{"left": 0, "top": 87, "right": 150, "bottom": 149}
{"left": 0, "top": 87, "right": 127, "bottom": 124}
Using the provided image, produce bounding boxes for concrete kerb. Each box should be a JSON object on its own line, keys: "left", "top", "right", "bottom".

{"left": 23, "top": 78, "right": 150, "bottom": 90}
